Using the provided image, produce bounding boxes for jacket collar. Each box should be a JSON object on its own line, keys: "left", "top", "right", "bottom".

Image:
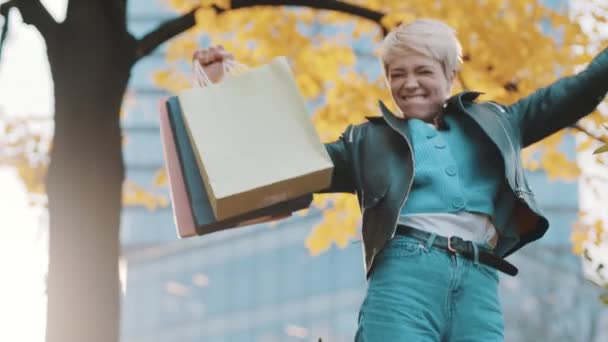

{"left": 365, "top": 91, "right": 484, "bottom": 124}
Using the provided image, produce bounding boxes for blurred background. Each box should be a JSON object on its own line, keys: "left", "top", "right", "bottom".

{"left": 1, "top": 0, "right": 608, "bottom": 341}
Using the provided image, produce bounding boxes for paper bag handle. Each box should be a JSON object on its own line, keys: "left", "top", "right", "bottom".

{"left": 193, "top": 59, "right": 249, "bottom": 88}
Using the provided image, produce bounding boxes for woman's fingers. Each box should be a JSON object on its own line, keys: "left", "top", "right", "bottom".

{"left": 219, "top": 51, "right": 234, "bottom": 61}
{"left": 191, "top": 45, "right": 235, "bottom": 84}
{"left": 193, "top": 45, "right": 234, "bottom": 66}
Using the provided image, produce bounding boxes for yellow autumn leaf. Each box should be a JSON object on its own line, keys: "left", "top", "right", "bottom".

{"left": 163, "top": 0, "right": 199, "bottom": 12}
{"left": 541, "top": 150, "right": 581, "bottom": 181}
{"left": 193, "top": 7, "right": 218, "bottom": 32}
{"left": 576, "top": 137, "right": 594, "bottom": 152}
{"left": 152, "top": 69, "right": 191, "bottom": 93}
{"left": 122, "top": 181, "right": 170, "bottom": 211}
{"left": 570, "top": 228, "right": 589, "bottom": 255}
{"left": 154, "top": 169, "right": 168, "bottom": 187}
{"left": 166, "top": 35, "right": 198, "bottom": 63}
{"left": 594, "top": 220, "right": 605, "bottom": 245}
{"left": 201, "top": 0, "right": 230, "bottom": 9}
{"left": 305, "top": 224, "right": 333, "bottom": 256}
{"left": 380, "top": 13, "right": 416, "bottom": 30}
{"left": 296, "top": 73, "right": 322, "bottom": 99}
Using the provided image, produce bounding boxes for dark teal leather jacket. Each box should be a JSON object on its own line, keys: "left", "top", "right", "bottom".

{"left": 324, "top": 48, "right": 608, "bottom": 276}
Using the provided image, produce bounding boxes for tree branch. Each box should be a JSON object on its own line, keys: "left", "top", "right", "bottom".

{"left": 134, "top": 0, "right": 389, "bottom": 61}
{"left": 571, "top": 123, "right": 608, "bottom": 145}
{"left": 226, "top": 0, "right": 387, "bottom": 35}
{"left": 135, "top": 7, "right": 199, "bottom": 60}
{"left": 0, "top": 0, "right": 58, "bottom": 41}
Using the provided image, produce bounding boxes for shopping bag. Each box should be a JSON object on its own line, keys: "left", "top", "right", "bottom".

{"left": 160, "top": 97, "right": 313, "bottom": 238}
{"left": 159, "top": 98, "right": 197, "bottom": 237}
{"left": 177, "top": 56, "right": 333, "bottom": 220}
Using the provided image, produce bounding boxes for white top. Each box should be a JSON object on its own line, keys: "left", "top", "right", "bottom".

{"left": 398, "top": 212, "right": 498, "bottom": 248}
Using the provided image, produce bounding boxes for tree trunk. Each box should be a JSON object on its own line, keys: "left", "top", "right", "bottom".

{"left": 0, "top": 1, "right": 380, "bottom": 341}
{"left": 43, "top": 18, "right": 133, "bottom": 342}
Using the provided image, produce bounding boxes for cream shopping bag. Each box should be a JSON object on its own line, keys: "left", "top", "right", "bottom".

{"left": 159, "top": 97, "right": 312, "bottom": 238}
{"left": 178, "top": 57, "right": 334, "bottom": 220}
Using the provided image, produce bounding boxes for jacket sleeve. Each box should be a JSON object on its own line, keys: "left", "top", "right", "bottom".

{"left": 504, "top": 47, "right": 608, "bottom": 147}
{"left": 319, "top": 125, "right": 357, "bottom": 194}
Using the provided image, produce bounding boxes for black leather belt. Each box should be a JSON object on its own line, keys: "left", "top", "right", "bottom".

{"left": 395, "top": 225, "right": 518, "bottom": 276}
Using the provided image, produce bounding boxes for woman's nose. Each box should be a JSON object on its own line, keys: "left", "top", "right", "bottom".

{"left": 403, "top": 76, "right": 419, "bottom": 89}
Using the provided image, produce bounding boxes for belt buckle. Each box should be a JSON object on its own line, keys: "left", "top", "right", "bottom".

{"left": 447, "top": 236, "right": 458, "bottom": 254}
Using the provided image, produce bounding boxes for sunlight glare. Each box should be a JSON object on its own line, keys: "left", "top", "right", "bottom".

{"left": 0, "top": 168, "right": 48, "bottom": 342}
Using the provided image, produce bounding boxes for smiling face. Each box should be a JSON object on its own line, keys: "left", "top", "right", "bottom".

{"left": 386, "top": 52, "right": 454, "bottom": 122}
{"left": 380, "top": 19, "right": 462, "bottom": 121}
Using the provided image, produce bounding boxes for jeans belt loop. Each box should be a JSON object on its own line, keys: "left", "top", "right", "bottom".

{"left": 472, "top": 243, "right": 480, "bottom": 265}
{"left": 425, "top": 233, "right": 437, "bottom": 250}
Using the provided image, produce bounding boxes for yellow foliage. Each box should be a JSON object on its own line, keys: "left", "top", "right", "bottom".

{"left": 163, "top": 0, "right": 200, "bottom": 12}
{"left": 194, "top": 7, "right": 219, "bottom": 32}
{"left": 577, "top": 136, "right": 595, "bottom": 153}
{"left": 596, "top": 221, "right": 605, "bottom": 245}
{"left": 122, "top": 181, "right": 169, "bottom": 210}
{"left": 305, "top": 224, "right": 333, "bottom": 256}
{"left": 296, "top": 73, "right": 322, "bottom": 99}
{"left": 15, "top": 161, "right": 46, "bottom": 195}
{"left": 154, "top": 169, "right": 168, "bottom": 187}
{"left": 380, "top": 12, "right": 416, "bottom": 30}
{"left": 306, "top": 194, "right": 360, "bottom": 255}
{"left": 153, "top": 0, "right": 607, "bottom": 257}
{"left": 163, "top": 0, "right": 231, "bottom": 12}
{"left": 524, "top": 129, "right": 583, "bottom": 182}
{"left": 571, "top": 227, "right": 589, "bottom": 256}
{"left": 540, "top": 150, "right": 581, "bottom": 181}
{"left": 0, "top": 115, "right": 50, "bottom": 198}
{"left": 571, "top": 218, "right": 605, "bottom": 255}
{"left": 152, "top": 69, "right": 191, "bottom": 93}
{"left": 201, "top": 0, "right": 230, "bottom": 9}
{"left": 166, "top": 34, "right": 198, "bottom": 63}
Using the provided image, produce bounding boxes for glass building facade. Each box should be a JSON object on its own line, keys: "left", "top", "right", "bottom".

{"left": 121, "top": 211, "right": 366, "bottom": 341}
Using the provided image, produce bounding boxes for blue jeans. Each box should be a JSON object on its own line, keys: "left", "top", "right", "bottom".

{"left": 355, "top": 235, "right": 504, "bottom": 342}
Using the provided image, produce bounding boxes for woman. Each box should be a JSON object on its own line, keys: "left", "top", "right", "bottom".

{"left": 193, "top": 19, "right": 608, "bottom": 341}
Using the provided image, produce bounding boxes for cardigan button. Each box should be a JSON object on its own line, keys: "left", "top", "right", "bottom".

{"left": 452, "top": 199, "right": 465, "bottom": 209}
{"left": 434, "top": 143, "right": 446, "bottom": 149}
{"left": 426, "top": 131, "right": 437, "bottom": 139}
{"left": 445, "top": 166, "right": 457, "bottom": 176}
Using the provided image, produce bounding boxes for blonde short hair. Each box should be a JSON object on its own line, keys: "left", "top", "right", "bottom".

{"left": 380, "top": 19, "right": 463, "bottom": 78}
